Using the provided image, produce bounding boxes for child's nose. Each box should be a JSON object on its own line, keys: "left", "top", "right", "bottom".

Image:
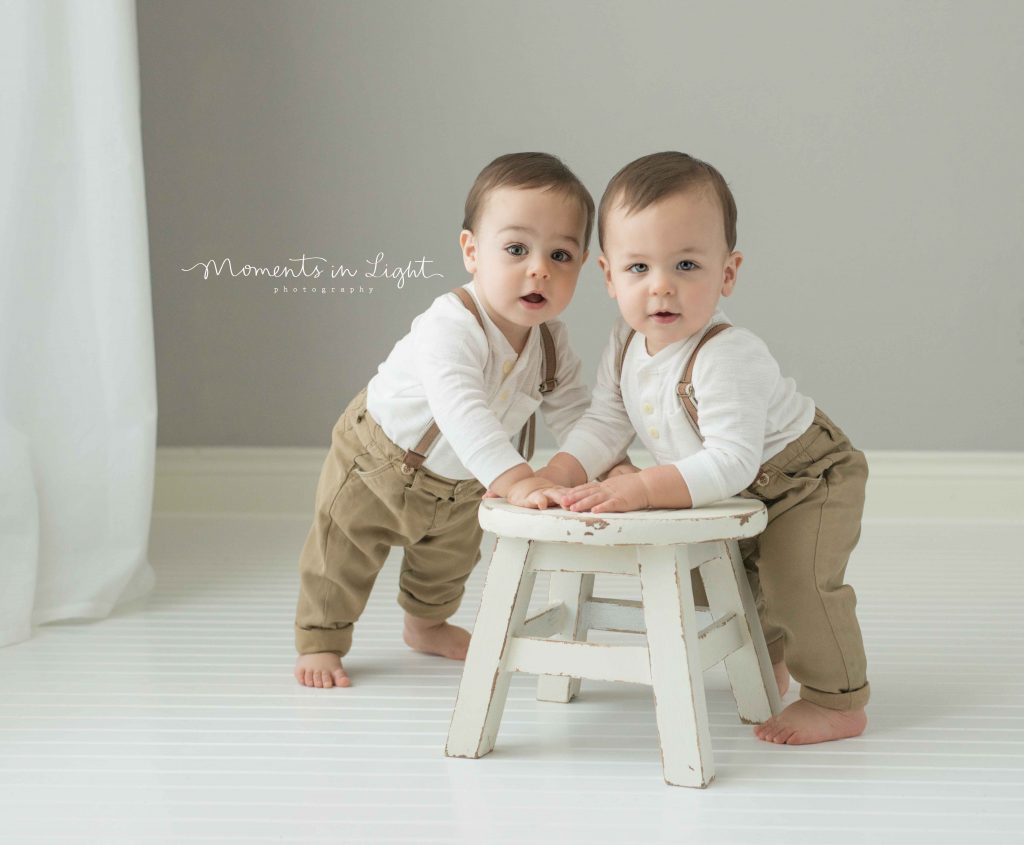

{"left": 528, "top": 258, "right": 551, "bottom": 281}
{"left": 648, "top": 271, "right": 674, "bottom": 295}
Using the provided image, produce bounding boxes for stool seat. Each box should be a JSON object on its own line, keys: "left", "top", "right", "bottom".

{"left": 479, "top": 497, "right": 767, "bottom": 546}
{"left": 446, "top": 497, "right": 781, "bottom": 788}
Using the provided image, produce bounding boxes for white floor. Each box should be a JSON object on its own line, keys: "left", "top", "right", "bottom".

{"left": 2, "top": 516, "right": 1024, "bottom": 845}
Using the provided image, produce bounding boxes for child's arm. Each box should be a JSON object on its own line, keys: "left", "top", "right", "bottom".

{"left": 506, "top": 322, "right": 636, "bottom": 509}
{"left": 411, "top": 300, "right": 544, "bottom": 491}
{"left": 488, "top": 462, "right": 539, "bottom": 497}
{"left": 543, "top": 321, "right": 637, "bottom": 483}
{"left": 565, "top": 329, "right": 781, "bottom": 512}
{"left": 497, "top": 451, "right": 586, "bottom": 509}
{"left": 599, "top": 455, "right": 639, "bottom": 479}
{"left": 668, "top": 330, "right": 778, "bottom": 507}
{"left": 560, "top": 464, "right": 693, "bottom": 513}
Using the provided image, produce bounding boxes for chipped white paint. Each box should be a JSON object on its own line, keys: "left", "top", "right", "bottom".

{"left": 519, "top": 602, "right": 569, "bottom": 640}
{"left": 701, "top": 541, "right": 782, "bottom": 723}
{"left": 445, "top": 498, "right": 779, "bottom": 788}
{"left": 444, "top": 537, "right": 537, "bottom": 759}
{"left": 508, "top": 638, "right": 652, "bottom": 686}
{"left": 527, "top": 542, "right": 639, "bottom": 575}
{"left": 638, "top": 545, "right": 715, "bottom": 787}
{"left": 478, "top": 497, "right": 767, "bottom": 546}
{"left": 583, "top": 596, "right": 646, "bottom": 634}
{"left": 535, "top": 572, "right": 594, "bottom": 702}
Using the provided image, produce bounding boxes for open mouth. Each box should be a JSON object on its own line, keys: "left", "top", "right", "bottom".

{"left": 650, "top": 311, "right": 680, "bottom": 324}
{"left": 520, "top": 292, "right": 547, "bottom": 308}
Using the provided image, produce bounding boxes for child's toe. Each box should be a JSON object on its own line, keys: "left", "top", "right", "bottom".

{"left": 775, "top": 726, "right": 797, "bottom": 744}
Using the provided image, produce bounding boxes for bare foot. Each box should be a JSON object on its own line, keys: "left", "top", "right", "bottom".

{"left": 774, "top": 661, "right": 791, "bottom": 698}
{"left": 754, "top": 699, "right": 867, "bottom": 745}
{"left": 294, "top": 652, "right": 350, "bottom": 688}
{"left": 403, "top": 613, "right": 471, "bottom": 660}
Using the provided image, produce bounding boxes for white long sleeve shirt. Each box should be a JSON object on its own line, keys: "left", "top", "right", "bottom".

{"left": 366, "top": 282, "right": 592, "bottom": 487}
{"left": 559, "top": 309, "right": 816, "bottom": 507}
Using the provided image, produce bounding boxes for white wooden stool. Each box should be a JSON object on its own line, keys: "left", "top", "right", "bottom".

{"left": 444, "top": 497, "right": 782, "bottom": 788}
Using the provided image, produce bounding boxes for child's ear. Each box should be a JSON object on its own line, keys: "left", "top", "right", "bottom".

{"left": 721, "top": 250, "right": 743, "bottom": 297}
{"left": 598, "top": 255, "right": 616, "bottom": 298}
{"left": 459, "top": 230, "right": 477, "bottom": 274}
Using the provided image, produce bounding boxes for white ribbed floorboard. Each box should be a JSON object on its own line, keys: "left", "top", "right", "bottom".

{"left": 2, "top": 516, "right": 1024, "bottom": 844}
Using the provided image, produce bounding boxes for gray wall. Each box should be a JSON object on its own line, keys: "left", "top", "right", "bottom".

{"left": 138, "top": 0, "right": 1024, "bottom": 450}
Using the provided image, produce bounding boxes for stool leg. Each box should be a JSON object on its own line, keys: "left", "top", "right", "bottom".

{"left": 445, "top": 537, "right": 537, "bottom": 759}
{"left": 699, "top": 540, "right": 782, "bottom": 723}
{"left": 638, "top": 545, "right": 714, "bottom": 788}
{"left": 536, "top": 572, "right": 594, "bottom": 703}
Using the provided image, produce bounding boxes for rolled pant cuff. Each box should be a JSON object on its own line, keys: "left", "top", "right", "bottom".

{"left": 397, "top": 590, "right": 463, "bottom": 621}
{"left": 799, "top": 681, "right": 870, "bottom": 711}
{"left": 766, "top": 637, "right": 785, "bottom": 665}
{"left": 295, "top": 624, "right": 353, "bottom": 657}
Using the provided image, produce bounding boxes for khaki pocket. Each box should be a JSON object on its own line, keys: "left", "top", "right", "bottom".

{"left": 747, "top": 463, "right": 823, "bottom": 504}
{"left": 352, "top": 450, "right": 397, "bottom": 481}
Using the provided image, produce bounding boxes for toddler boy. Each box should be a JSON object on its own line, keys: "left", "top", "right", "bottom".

{"left": 526, "top": 152, "right": 870, "bottom": 745}
{"left": 293, "top": 153, "right": 598, "bottom": 688}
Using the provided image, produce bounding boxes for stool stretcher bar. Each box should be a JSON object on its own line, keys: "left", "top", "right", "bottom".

{"left": 506, "top": 610, "right": 745, "bottom": 685}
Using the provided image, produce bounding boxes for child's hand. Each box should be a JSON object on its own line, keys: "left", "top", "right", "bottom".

{"left": 599, "top": 459, "right": 640, "bottom": 480}
{"left": 560, "top": 473, "right": 650, "bottom": 514}
{"left": 504, "top": 477, "right": 568, "bottom": 510}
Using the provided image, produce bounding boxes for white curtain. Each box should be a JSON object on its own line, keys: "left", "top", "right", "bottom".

{"left": 0, "top": 0, "right": 156, "bottom": 647}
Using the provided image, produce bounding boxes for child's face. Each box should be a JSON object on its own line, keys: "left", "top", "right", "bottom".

{"left": 460, "top": 187, "right": 588, "bottom": 348}
{"left": 599, "top": 189, "right": 742, "bottom": 356}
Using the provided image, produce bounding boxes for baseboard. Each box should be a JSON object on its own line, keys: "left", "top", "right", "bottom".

{"left": 153, "top": 447, "right": 1024, "bottom": 522}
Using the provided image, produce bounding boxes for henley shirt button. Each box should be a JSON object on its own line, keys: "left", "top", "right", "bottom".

{"left": 648, "top": 427, "right": 659, "bottom": 439}
{"left": 643, "top": 403, "right": 654, "bottom": 414}
{"left": 499, "top": 391, "right": 508, "bottom": 402}
{"left": 502, "top": 361, "right": 514, "bottom": 375}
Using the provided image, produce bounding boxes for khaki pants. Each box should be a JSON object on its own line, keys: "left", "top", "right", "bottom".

{"left": 295, "top": 388, "right": 486, "bottom": 657}
{"left": 692, "top": 407, "right": 871, "bottom": 711}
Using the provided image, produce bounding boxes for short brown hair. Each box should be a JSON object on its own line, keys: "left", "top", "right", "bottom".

{"left": 463, "top": 153, "right": 596, "bottom": 250}
{"left": 598, "top": 152, "right": 737, "bottom": 253}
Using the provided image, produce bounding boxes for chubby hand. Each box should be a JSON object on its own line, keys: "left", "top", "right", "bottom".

{"left": 600, "top": 459, "right": 640, "bottom": 480}
{"left": 558, "top": 473, "right": 650, "bottom": 514}
{"left": 502, "top": 477, "right": 571, "bottom": 510}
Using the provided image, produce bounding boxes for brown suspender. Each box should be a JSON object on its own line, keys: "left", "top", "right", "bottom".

{"left": 400, "top": 288, "right": 557, "bottom": 474}
{"left": 617, "top": 322, "right": 733, "bottom": 441}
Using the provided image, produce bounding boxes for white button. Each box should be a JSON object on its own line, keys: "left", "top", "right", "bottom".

{"left": 502, "top": 360, "right": 514, "bottom": 375}
{"left": 499, "top": 391, "right": 508, "bottom": 402}
{"left": 649, "top": 427, "right": 659, "bottom": 439}
{"left": 643, "top": 403, "right": 654, "bottom": 414}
